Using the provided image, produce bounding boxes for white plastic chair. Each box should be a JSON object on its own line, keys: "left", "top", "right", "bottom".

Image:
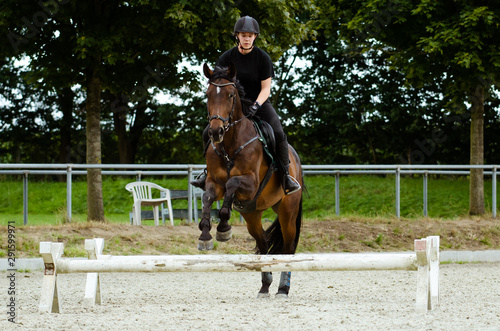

{"left": 125, "top": 181, "right": 174, "bottom": 226}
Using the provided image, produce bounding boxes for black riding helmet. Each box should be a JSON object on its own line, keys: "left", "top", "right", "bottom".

{"left": 234, "top": 16, "right": 259, "bottom": 50}
{"left": 233, "top": 16, "right": 260, "bottom": 35}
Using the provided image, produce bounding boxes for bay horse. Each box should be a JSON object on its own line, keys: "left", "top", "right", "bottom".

{"left": 197, "top": 63, "right": 303, "bottom": 298}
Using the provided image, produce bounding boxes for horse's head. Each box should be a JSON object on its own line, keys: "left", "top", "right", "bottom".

{"left": 204, "top": 63, "right": 240, "bottom": 143}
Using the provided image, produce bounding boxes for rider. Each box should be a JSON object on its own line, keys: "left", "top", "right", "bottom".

{"left": 191, "top": 16, "right": 301, "bottom": 195}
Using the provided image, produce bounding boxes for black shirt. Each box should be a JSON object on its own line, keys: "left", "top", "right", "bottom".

{"left": 216, "top": 46, "right": 274, "bottom": 101}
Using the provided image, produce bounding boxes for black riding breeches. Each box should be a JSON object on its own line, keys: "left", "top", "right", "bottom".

{"left": 254, "top": 100, "right": 286, "bottom": 145}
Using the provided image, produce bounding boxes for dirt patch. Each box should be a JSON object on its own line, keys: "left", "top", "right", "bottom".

{"left": 5, "top": 217, "right": 500, "bottom": 257}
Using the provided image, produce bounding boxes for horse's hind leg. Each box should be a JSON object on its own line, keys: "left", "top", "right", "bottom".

{"left": 276, "top": 224, "right": 295, "bottom": 298}
{"left": 275, "top": 200, "right": 300, "bottom": 298}
{"left": 243, "top": 212, "right": 272, "bottom": 298}
{"left": 277, "top": 272, "right": 291, "bottom": 298}
{"left": 258, "top": 272, "right": 273, "bottom": 298}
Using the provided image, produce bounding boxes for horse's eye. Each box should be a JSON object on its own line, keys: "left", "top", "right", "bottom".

{"left": 229, "top": 93, "right": 235, "bottom": 99}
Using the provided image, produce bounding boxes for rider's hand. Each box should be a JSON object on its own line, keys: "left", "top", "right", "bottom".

{"left": 248, "top": 102, "right": 261, "bottom": 117}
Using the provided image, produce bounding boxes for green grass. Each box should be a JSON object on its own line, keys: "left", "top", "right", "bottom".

{"left": 304, "top": 174, "right": 497, "bottom": 220}
{"left": 0, "top": 177, "right": 193, "bottom": 225}
{"left": 0, "top": 174, "right": 498, "bottom": 226}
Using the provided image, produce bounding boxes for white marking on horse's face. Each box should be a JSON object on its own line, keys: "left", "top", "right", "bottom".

{"left": 217, "top": 86, "right": 221, "bottom": 94}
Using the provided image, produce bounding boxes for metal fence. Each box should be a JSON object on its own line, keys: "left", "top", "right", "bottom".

{"left": 0, "top": 163, "right": 498, "bottom": 224}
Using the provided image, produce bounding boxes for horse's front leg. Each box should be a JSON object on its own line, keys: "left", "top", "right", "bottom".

{"left": 198, "top": 188, "right": 217, "bottom": 251}
{"left": 215, "top": 176, "right": 241, "bottom": 242}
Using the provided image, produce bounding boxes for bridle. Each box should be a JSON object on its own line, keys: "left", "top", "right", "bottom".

{"left": 207, "top": 80, "right": 250, "bottom": 131}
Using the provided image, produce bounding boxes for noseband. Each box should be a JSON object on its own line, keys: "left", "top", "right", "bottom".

{"left": 207, "top": 81, "right": 237, "bottom": 132}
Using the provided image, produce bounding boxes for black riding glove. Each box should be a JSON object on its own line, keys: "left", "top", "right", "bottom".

{"left": 248, "top": 102, "right": 261, "bottom": 117}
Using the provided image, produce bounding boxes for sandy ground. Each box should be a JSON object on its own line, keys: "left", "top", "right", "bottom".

{"left": 2, "top": 263, "right": 499, "bottom": 330}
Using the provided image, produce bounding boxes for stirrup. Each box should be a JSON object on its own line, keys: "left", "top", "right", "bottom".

{"left": 284, "top": 175, "right": 301, "bottom": 195}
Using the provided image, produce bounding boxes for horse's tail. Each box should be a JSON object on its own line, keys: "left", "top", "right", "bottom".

{"left": 264, "top": 196, "right": 303, "bottom": 254}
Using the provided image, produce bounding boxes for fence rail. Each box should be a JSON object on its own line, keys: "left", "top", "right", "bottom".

{"left": 0, "top": 164, "right": 497, "bottom": 224}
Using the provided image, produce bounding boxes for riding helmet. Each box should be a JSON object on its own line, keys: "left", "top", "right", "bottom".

{"left": 233, "top": 16, "right": 260, "bottom": 35}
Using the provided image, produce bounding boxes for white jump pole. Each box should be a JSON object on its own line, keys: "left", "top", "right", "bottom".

{"left": 56, "top": 252, "right": 419, "bottom": 274}
{"left": 39, "top": 236, "right": 439, "bottom": 313}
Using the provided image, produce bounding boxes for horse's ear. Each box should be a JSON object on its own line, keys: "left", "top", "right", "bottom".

{"left": 228, "top": 62, "right": 237, "bottom": 80}
{"left": 203, "top": 63, "right": 213, "bottom": 79}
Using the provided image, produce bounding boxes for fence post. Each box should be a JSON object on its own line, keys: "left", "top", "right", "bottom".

{"left": 395, "top": 167, "right": 400, "bottom": 218}
{"left": 423, "top": 172, "right": 428, "bottom": 217}
{"left": 23, "top": 171, "right": 29, "bottom": 225}
{"left": 66, "top": 165, "right": 72, "bottom": 222}
{"left": 188, "top": 166, "right": 193, "bottom": 223}
{"left": 493, "top": 166, "right": 497, "bottom": 218}
{"left": 335, "top": 172, "right": 340, "bottom": 216}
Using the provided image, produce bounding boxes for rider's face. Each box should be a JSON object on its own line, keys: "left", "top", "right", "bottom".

{"left": 237, "top": 32, "right": 257, "bottom": 49}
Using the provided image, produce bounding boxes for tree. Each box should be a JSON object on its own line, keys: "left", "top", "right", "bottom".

{"left": 335, "top": 0, "right": 500, "bottom": 215}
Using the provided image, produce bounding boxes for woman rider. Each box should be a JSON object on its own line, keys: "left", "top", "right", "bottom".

{"left": 191, "top": 16, "right": 300, "bottom": 195}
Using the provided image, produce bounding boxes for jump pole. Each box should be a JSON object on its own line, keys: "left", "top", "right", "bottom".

{"left": 39, "top": 236, "right": 439, "bottom": 313}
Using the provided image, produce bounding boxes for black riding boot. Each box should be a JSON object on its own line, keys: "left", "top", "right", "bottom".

{"left": 276, "top": 139, "right": 301, "bottom": 195}
{"left": 190, "top": 168, "right": 207, "bottom": 190}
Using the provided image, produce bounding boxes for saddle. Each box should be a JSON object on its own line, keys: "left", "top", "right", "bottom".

{"left": 241, "top": 99, "right": 276, "bottom": 163}
{"left": 253, "top": 119, "right": 276, "bottom": 165}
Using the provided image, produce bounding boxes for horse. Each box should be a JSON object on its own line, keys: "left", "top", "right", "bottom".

{"left": 197, "top": 63, "right": 304, "bottom": 298}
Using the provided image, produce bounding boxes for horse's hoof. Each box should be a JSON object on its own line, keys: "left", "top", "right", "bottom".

{"left": 216, "top": 229, "right": 232, "bottom": 242}
{"left": 275, "top": 293, "right": 289, "bottom": 299}
{"left": 257, "top": 292, "right": 270, "bottom": 299}
{"left": 198, "top": 239, "right": 214, "bottom": 251}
